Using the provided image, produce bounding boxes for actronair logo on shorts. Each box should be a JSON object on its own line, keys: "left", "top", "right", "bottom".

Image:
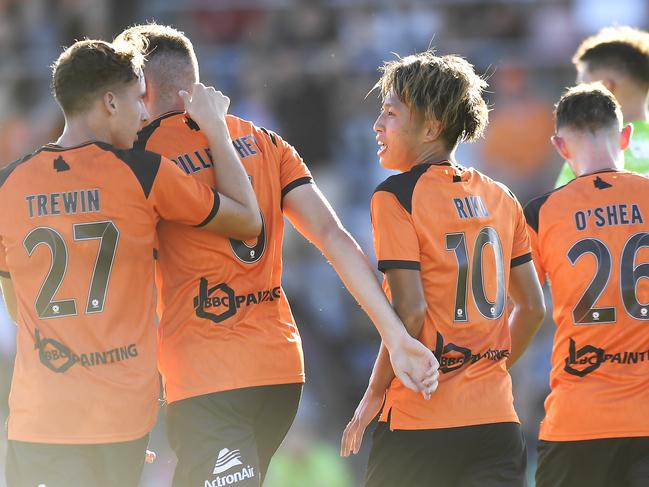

{"left": 205, "top": 448, "right": 256, "bottom": 487}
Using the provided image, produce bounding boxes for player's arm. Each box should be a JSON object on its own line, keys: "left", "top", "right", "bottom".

{"left": 507, "top": 262, "right": 545, "bottom": 369}
{"left": 179, "top": 83, "right": 261, "bottom": 239}
{"left": 341, "top": 267, "right": 434, "bottom": 457}
{"left": 0, "top": 276, "right": 17, "bottom": 323}
{"left": 283, "top": 183, "right": 438, "bottom": 395}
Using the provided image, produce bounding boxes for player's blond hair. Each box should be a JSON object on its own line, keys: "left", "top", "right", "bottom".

{"left": 555, "top": 83, "right": 622, "bottom": 132}
{"left": 52, "top": 39, "right": 145, "bottom": 116}
{"left": 116, "top": 23, "right": 199, "bottom": 103}
{"left": 573, "top": 26, "right": 649, "bottom": 87}
{"left": 374, "top": 50, "right": 488, "bottom": 149}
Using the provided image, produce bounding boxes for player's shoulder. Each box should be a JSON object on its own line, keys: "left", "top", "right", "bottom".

{"left": 135, "top": 111, "right": 188, "bottom": 150}
{"left": 523, "top": 185, "right": 567, "bottom": 233}
{"left": 469, "top": 167, "right": 518, "bottom": 201}
{"left": 373, "top": 163, "right": 432, "bottom": 214}
{"left": 95, "top": 142, "right": 163, "bottom": 198}
{"left": 0, "top": 147, "right": 48, "bottom": 190}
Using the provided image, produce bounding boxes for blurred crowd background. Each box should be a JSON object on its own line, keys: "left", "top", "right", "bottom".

{"left": 0, "top": 0, "right": 648, "bottom": 485}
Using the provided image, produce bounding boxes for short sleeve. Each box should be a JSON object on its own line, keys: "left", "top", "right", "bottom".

{"left": 150, "top": 156, "right": 219, "bottom": 227}
{"left": 268, "top": 130, "right": 312, "bottom": 198}
{"left": 0, "top": 237, "right": 8, "bottom": 277}
{"left": 371, "top": 190, "right": 420, "bottom": 272}
{"left": 511, "top": 199, "right": 532, "bottom": 268}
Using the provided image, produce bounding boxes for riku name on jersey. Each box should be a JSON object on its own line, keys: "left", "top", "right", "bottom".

{"left": 574, "top": 203, "right": 644, "bottom": 231}
{"left": 25, "top": 189, "right": 100, "bottom": 218}
{"left": 172, "top": 135, "right": 258, "bottom": 176}
{"left": 453, "top": 195, "right": 489, "bottom": 219}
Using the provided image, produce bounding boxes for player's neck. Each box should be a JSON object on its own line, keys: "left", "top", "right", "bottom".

{"left": 569, "top": 150, "right": 623, "bottom": 177}
{"left": 410, "top": 144, "right": 454, "bottom": 170}
{"left": 149, "top": 98, "right": 185, "bottom": 122}
{"left": 55, "top": 115, "right": 111, "bottom": 148}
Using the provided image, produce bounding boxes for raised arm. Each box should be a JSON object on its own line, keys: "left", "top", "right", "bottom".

{"left": 179, "top": 83, "right": 261, "bottom": 239}
{"left": 0, "top": 276, "right": 17, "bottom": 323}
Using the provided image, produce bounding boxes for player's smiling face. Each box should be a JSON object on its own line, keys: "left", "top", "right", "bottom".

{"left": 109, "top": 72, "right": 149, "bottom": 149}
{"left": 373, "top": 90, "right": 426, "bottom": 172}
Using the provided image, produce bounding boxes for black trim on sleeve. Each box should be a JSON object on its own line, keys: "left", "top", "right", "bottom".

{"left": 96, "top": 143, "right": 161, "bottom": 198}
{"left": 511, "top": 252, "right": 532, "bottom": 268}
{"left": 374, "top": 163, "right": 431, "bottom": 214}
{"left": 0, "top": 270, "right": 10, "bottom": 278}
{"left": 281, "top": 177, "right": 313, "bottom": 199}
{"left": 523, "top": 185, "right": 566, "bottom": 233}
{"left": 377, "top": 260, "right": 421, "bottom": 273}
{"left": 195, "top": 189, "right": 220, "bottom": 228}
{"left": 134, "top": 111, "right": 183, "bottom": 151}
{"left": 0, "top": 149, "right": 44, "bottom": 189}
{"left": 260, "top": 127, "right": 278, "bottom": 146}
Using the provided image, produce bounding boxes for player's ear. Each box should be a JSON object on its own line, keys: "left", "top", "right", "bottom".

{"left": 103, "top": 92, "right": 118, "bottom": 115}
{"left": 550, "top": 134, "right": 570, "bottom": 160}
{"left": 619, "top": 123, "right": 633, "bottom": 151}
{"left": 143, "top": 75, "right": 154, "bottom": 107}
{"left": 601, "top": 78, "right": 616, "bottom": 95}
{"left": 422, "top": 118, "right": 442, "bottom": 143}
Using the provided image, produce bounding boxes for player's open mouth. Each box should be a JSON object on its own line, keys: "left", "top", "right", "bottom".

{"left": 377, "top": 141, "right": 387, "bottom": 156}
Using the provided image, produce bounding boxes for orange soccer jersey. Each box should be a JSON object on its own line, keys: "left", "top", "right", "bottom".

{"left": 372, "top": 162, "right": 531, "bottom": 430}
{"left": 0, "top": 142, "right": 217, "bottom": 443}
{"left": 525, "top": 170, "right": 649, "bottom": 441}
{"left": 136, "top": 112, "right": 312, "bottom": 403}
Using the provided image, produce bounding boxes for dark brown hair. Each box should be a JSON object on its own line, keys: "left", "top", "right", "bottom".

{"left": 374, "top": 50, "right": 489, "bottom": 149}
{"left": 555, "top": 83, "right": 622, "bottom": 132}
{"left": 573, "top": 26, "right": 649, "bottom": 87}
{"left": 51, "top": 39, "right": 144, "bottom": 116}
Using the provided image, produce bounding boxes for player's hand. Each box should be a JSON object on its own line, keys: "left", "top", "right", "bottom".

{"left": 340, "top": 390, "right": 384, "bottom": 457}
{"left": 389, "top": 335, "right": 439, "bottom": 399}
{"left": 179, "top": 82, "right": 230, "bottom": 130}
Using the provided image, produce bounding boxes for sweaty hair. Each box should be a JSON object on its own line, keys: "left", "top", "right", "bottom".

{"left": 573, "top": 26, "right": 649, "bottom": 88}
{"left": 374, "top": 50, "right": 489, "bottom": 149}
{"left": 51, "top": 39, "right": 145, "bottom": 116}
{"left": 116, "top": 23, "right": 198, "bottom": 103}
{"left": 555, "top": 83, "right": 622, "bottom": 132}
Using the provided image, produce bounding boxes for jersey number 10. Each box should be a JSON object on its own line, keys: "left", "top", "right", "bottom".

{"left": 445, "top": 226, "right": 506, "bottom": 323}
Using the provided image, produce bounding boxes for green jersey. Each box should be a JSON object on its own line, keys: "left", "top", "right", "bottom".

{"left": 554, "top": 119, "right": 649, "bottom": 187}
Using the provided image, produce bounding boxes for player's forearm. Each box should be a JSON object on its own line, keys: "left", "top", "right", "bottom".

{"left": 318, "top": 226, "right": 409, "bottom": 350}
{"left": 203, "top": 121, "right": 260, "bottom": 225}
{"left": 366, "top": 343, "right": 395, "bottom": 397}
{"left": 507, "top": 303, "right": 545, "bottom": 369}
{"left": 393, "top": 301, "right": 426, "bottom": 340}
{"left": 0, "top": 276, "right": 18, "bottom": 323}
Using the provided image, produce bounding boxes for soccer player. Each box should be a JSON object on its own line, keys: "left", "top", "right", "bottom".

{"left": 116, "top": 24, "right": 439, "bottom": 487}
{"left": 555, "top": 26, "right": 649, "bottom": 187}
{"left": 522, "top": 83, "right": 649, "bottom": 487}
{"left": 340, "top": 50, "right": 546, "bottom": 487}
{"left": 0, "top": 39, "right": 260, "bottom": 486}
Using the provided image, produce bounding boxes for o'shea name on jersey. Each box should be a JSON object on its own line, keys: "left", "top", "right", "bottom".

{"left": 573, "top": 203, "right": 644, "bottom": 231}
